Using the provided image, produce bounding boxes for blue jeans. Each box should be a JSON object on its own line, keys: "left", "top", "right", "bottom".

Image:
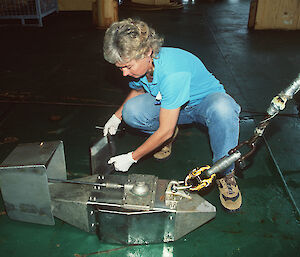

{"left": 122, "top": 92, "right": 241, "bottom": 174}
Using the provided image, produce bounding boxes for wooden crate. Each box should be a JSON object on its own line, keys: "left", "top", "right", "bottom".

{"left": 248, "top": 0, "right": 300, "bottom": 30}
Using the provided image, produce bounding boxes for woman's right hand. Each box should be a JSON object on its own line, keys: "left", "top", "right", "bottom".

{"left": 103, "top": 114, "right": 121, "bottom": 136}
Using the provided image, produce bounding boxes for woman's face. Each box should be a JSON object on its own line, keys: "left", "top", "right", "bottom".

{"left": 115, "top": 53, "right": 152, "bottom": 78}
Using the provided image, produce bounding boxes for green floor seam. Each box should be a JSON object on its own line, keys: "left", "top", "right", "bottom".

{"left": 263, "top": 136, "right": 300, "bottom": 220}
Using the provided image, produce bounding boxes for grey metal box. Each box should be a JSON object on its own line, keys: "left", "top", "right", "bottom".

{"left": 0, "top": 141, "right": 66, "bottom": 225}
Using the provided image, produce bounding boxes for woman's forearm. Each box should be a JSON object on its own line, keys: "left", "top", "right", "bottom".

{"left": 132, "top": 107, "right": 180, "bottom": 161}
{"left": 132, "top": 128, "right": 173, "bottom": 161}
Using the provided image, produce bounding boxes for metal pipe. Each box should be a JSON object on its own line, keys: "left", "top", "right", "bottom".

{"left": 280, "top": 73, "right": 300, "bottom": 99}
{"left": 48, "top": 178, "right": 124, "bottom": 189}
{"left": 204, "top": 151, "right": 242, "bottom": 177}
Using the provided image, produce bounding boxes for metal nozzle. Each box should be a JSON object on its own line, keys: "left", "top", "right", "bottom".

{"left": 280, "top": 73, "right": 300, "bottom": 99}
{"left": 267, "top": 74, "right": 300, "bottom": 115}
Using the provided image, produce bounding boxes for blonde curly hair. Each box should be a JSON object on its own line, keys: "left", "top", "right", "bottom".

{"left": 103, "top": 18, "right": 164, "bottom": 64}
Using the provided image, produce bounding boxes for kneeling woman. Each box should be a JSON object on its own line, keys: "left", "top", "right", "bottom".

{"left": 102, "top": 18, "right": 242, "bottom": 212}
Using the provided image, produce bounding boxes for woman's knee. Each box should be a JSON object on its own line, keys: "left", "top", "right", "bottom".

{"left": 206, "top": 93, "right": 240, "bottom": 122}
{"left": 122, "top": 98, "right": 141, "bottom": 127}
{"left": 122, "top": 94, "right": 159, "bottom": 129}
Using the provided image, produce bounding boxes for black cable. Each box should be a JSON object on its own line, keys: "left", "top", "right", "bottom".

{"left": 240, "top": 110, "right": 299, "bottom": 119}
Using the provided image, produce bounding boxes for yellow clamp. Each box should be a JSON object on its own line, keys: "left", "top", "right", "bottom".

{"left": 185, "top": 165, "right": 216, "bottom": 191}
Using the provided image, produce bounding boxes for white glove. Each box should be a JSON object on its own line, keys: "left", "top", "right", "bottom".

{"left": 108, "top": 152, "right": 137, "bottom": 172}
{"left": 103, "top": 114, "right": 121, "bottom": 136}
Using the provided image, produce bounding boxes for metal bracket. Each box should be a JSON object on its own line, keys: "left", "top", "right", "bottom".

{"left": 123, "top": 174, "right": 158, "bottom": 210}
{"left": 90, "top": 135, "right": 116, "bottom": 175}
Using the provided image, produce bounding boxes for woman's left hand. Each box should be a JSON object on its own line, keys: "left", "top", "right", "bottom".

{"left": 108, "top": 152, "right": 137, "bottom": 172}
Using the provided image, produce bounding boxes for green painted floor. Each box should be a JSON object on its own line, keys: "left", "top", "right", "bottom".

{"left": 0, "top": 0, "right": 300, "bottom": 256}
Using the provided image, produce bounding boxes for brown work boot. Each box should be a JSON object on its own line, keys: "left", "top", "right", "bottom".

{"left": 216, "top": 172, "right": 242, "bottom": 212}
{"left": 153, "top": 127, "right": 179, "bottom": 160}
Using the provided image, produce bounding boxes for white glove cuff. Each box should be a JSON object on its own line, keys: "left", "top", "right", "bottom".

{"left": 128, "top": 152, "right": 138, "bottom": 163}
{"left": 112, "top": 114, "right": 121, "bottom": 124}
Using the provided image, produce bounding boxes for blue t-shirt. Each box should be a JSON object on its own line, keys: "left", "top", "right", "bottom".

{"left": 129, "top": 47, "right": 225, "bottom": 109}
